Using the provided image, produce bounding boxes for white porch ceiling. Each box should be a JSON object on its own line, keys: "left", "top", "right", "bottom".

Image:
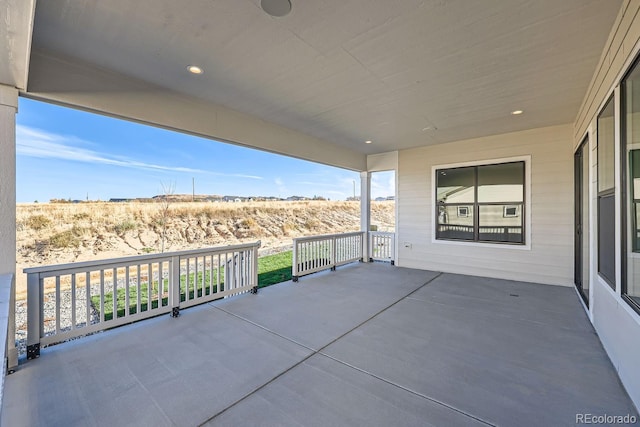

{"left": 23, "top": 0, "right": 621, "bottom": 163}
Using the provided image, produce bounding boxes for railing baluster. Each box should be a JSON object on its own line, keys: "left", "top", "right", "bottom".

{"left": 85, "top": 272, "right": 90, "bottom": 328}
{"left": 99, "top": 270, "right": 105, "bottom": 323}
{"left": 136, "top": 265, "right": 141, "bottom": 315}
{"left": 186, "top": 258, "right": 191, "bottom": 301}
{"left": 125, "top": 267, "right": 130, "bottom": 317}
{"left": 113, "top": 268, "right": 118, "bottom": 320}
{"left": 55, "top": 276, "right": 61, "bottom": 335}
{"left": 216, "top": 254, "right": 221, "bottom": 293}
{"left": 158, "top": 261, "right": 164, "bottom": 308}
{"left": 147, "top": 263, "right": 152, "bottom": 310}
{"left": 71, "top": 274, "right": 76, "bottom": 330}
{"left": 224, "top": 252, "right": 228, "bottom": 293}
{"left": 201, "top": 256, "right": 206, "bottom": 297}
{"left": 209, "top": 255, "right": 214, "bottom": 295}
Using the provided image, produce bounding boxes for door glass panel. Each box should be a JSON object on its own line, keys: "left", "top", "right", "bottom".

{"left": 581, "top": 143, "right": 590, "bottom": 301}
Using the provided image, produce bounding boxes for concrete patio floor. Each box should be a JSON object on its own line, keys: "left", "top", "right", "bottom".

{"left": 2, "top": 263, "right": 637, "bottom": 426}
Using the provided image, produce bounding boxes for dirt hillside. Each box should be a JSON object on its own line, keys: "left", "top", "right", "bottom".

{"left": 16, "top": 200, "right": 395, "bottom": 298}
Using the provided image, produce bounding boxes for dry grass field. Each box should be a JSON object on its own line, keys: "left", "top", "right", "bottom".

{"left": 16, "top": 200, "right": 395, "bottom": 299}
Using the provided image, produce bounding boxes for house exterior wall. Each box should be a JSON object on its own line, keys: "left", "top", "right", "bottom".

{"left": 573, "top": 0, "right": 640, "bottom": 409}
{"left": 396, "top": 124, "right": 574, "bottom": 287}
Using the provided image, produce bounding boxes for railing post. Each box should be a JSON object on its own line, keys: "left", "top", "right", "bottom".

{"left": 389, "top": 234, "right": 395, "bottom": 265}
{"left": 170, "top": 255, "right": 180, "bottom": 317}
{"left": 251, "top": 243, "right": 259, "bottom": 294}
{"left": 7, "top": 274, "right": 17, "bottom": 372}
{"left": 26, "top": 272, "right": 41, "bottom": 359}
{"left": 331, "top": 236, "right": 337, "bottom": 271}
{"left": 292, "top": 239, "right": 299, "bottom": 282}
{"left": 360, "top": 232, "right": 368, "bottom": 262}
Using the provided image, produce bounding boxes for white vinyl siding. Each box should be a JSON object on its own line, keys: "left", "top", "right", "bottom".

{"left": 397, "top": 124, "right": 573, "bottom": 286}
{"left": 573, "top": 0, "right": 640, "bottom": 409}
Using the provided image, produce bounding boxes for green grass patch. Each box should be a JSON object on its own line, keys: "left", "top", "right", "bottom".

{"left": 258, "top": 250, "right": 292, "bottom": 288}
{"left": 93, "top": 251, "right": 293, "bottom": 321}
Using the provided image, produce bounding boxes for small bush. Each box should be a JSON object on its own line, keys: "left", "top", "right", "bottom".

{"left": 304, "top": 218, "right": 321, "bottom": 229}
{"left": 281, "top": 222, "right": 296, "bottom": 234}
{"left": 113, "top": 220, "right": 137, "bottom": 235}
{"left": 49, "top": 230, "right": 81, "bottom": 249}
{"left": 240, "top": 218, "right": 257, "bottom": 229}
{"left": 72, "top": 212, "right": 91, "bottom": 220}
{"left": 26, "top": 215, "right": 52, "bottom": 231}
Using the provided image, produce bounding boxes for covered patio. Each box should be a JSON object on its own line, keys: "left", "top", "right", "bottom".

{"left": 3, "top": 263, "right": 635, "bottom": 426}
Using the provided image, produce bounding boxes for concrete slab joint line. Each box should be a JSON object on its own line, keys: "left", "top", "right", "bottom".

{"left": 195, "top": 272, "right": 502, "bottom": 427}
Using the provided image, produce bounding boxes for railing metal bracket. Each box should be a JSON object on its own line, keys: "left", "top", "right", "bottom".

{"left": 331, "top": 266, "right": 336, "bottom": 271}
{"left": 27, "top": 344, "right": 40, "bottom": 360}
{"left": 171, "top": 307, "right": 180, "bottom": 318}
{"left": 251, "top": 286, "right": 258, "bottom": 294}
{"left": 293, "top": 276, "right": 299, "bottom": 282}
{"left": 391, "top": 260, "right": 395, "bottom": 266}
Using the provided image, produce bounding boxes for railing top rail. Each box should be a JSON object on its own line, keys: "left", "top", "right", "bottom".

{"left": 23, "top": 241, "right": 261, "bottom": 275}
{"left": 293, "top": 231, "right": 364, "bottom": 244}
{"left": 370, "top": 231, "right": 395, "bottom": 236}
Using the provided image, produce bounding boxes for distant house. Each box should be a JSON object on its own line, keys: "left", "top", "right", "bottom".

{"left": 109, "top": 198, "right": 133, "bottom": 203}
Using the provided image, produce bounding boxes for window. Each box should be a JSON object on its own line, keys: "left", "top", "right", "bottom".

{"left": 622, "top": 58, "right": 640, "bottom": 313}
{"left": 503, "top": 206, "right": 518, "bottom": 217}
{"left": 598, "top": 95, "right": 616, "bottom": 289}
{"left": 436, "top": 161, "right": 525, "bottom": 244}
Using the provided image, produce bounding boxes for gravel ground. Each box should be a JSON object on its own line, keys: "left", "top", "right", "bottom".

{"left": 15, "top": 285, "right": 102, "bottom": 356}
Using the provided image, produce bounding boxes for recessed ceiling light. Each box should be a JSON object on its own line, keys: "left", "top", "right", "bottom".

{"left": 261, "top": 0, "right": 291, "bottom": 17}
{"left": 365, "top": 140, "right": 372, "bottom": 144}
{"left": 187, "top": 65, "right": 203, "bottom": 75}
{"left": 511, "top": 110, "right": 523, "bottom": 115}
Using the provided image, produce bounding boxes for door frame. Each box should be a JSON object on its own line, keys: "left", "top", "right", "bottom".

{"left": 574, "top": 136, "right": 590, "bottom": 305}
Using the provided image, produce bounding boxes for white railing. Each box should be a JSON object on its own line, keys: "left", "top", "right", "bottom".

{"left": 369, "top": 231, "right": 395, "bottom": 264}
{"left": 292, "top": 232, "right": 365, "bottom": 281}
{"left": 24, "top": 242, "right": 260, "bottom": 359}
{"left": 0, "top": 273, "right": 15, "bottom": 416}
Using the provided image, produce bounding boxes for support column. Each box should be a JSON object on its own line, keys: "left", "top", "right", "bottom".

{"left": 360, "top": 171, "right": 371, "bottom": 262}
{"left": 0, "top": 85, "right": 18, "bottom": 370}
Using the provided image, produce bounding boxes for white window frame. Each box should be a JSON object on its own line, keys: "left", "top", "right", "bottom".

{"left": 457, "top": 206, "right": 470, "bottom": 217}
{"left": 503, "top": 205, "right": 519, "bottom": 218}
{"left": 431, "top": 155, "right": 532, "bottom": 251}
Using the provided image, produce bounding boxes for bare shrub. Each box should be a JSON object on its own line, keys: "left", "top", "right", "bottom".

{"left": 49, "top": 230, "right": 81, "bottom": 249}
{"left": 112, "top": 220, "right": 137, "bottom": 235}
{"left": 26, "top": 214, "right": 51, "bottom": 231}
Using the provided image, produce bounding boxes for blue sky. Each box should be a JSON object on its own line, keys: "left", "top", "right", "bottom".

{"left": 16, "top": 98, "right": 394, "bottom": 203}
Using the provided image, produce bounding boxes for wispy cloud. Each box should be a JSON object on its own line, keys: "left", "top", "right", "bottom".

{"left": 16, "top": 125, "right": 263, "bottom": 179}
{"left": 371, "top": 171, "right": 395, "bottom": 198}
{"left": 274, "top": 177, "right": 288, "bottom": 195}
